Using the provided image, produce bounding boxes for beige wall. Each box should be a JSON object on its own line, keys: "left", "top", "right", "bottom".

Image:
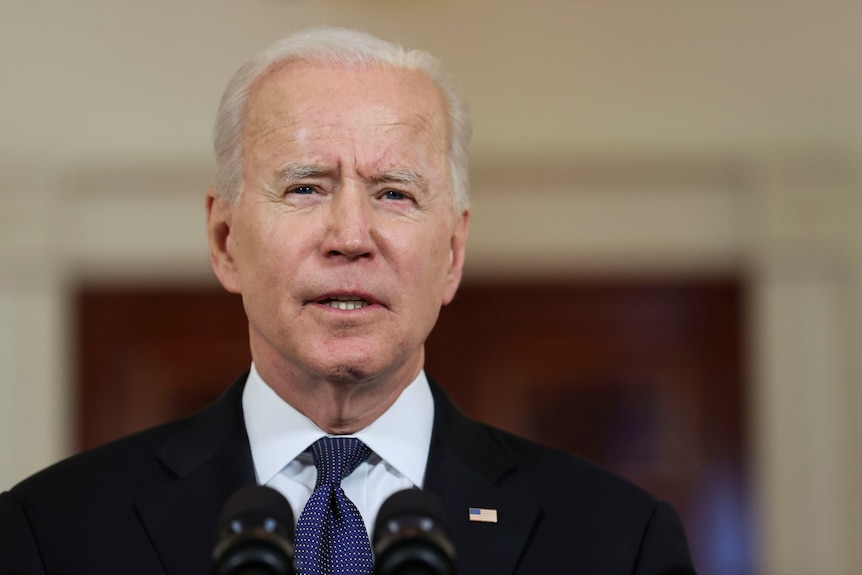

{"left": 2, "top": 1, "right": 861, "bottom": 573}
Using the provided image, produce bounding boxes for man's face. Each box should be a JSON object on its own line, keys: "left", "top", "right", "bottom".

{"left": 207, "top": 61, "right": 468, "bottom": 388}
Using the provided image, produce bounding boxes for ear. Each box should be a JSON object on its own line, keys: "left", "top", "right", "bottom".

{"left": 206, "top": 188, "right": 242, "bottom": 294}
{"left": 442, "top": 209, "right": 470, "bottom": 306}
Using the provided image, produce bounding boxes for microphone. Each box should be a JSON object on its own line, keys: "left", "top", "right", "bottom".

{"left": 373, "top": 489, "right": 457, "bottom": 575}
{"left": 212, "top": 485, "right": 296, "bottom": 575}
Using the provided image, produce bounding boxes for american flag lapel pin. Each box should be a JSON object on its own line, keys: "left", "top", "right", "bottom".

{"left": 468, "top": 507, "right": 498, "bottom": 523}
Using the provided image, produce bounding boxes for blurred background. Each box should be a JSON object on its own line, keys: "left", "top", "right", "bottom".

{"left": 2, "top": 1, "right": 861, "bottom": 574}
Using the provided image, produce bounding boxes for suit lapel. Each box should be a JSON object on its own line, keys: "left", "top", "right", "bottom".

{"left": 129, "top": 375, "right": 539, "bottom": 574}
{"left": 135, "top": 376, "right": 256, "bottom": 575}
{"left": 425, "top": 381, "right": 539, "bottom": 575}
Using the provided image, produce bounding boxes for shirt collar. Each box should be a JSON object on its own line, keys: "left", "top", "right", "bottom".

{"left": 242, "top": 363, "right": 433, "bottom": 488}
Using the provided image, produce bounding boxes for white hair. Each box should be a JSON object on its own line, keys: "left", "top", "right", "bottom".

{"left": 213, "top": 26, "right": 471, "bottom": 213}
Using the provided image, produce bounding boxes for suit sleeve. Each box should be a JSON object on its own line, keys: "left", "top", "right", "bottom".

{"left": 633, "top": 501, "right": 697, "bottom": 575}
{"left": 0, "top": 491, "right": 48, "bottom": 575}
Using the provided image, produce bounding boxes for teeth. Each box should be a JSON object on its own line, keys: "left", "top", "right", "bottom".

{"left": 323, "top": 297, "right": 370, "bottom": 310}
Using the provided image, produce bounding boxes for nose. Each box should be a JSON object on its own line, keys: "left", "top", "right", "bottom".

{"left": 320, "top": 184, "right": 377, "bottom": 260}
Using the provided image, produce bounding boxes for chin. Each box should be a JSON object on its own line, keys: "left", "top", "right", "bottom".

{"left": 308, "top": 347, "right": 413, "bottom": 387}
{"left": 318, "top": 364, "right": 376, "bottom": 384}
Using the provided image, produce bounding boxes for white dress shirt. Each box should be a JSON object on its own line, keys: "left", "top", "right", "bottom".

{"left": 242, "top": 363, "right": 434, "bottom": 535}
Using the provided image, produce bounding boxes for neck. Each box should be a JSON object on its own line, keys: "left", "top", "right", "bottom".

{"left": 252, "top": 356, "right": 421, "bottom": 435}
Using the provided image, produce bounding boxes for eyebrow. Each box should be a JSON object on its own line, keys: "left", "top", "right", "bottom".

{"left": 275, "top": 162, "right": 333, "bottom": 181}
{"left": 371, "top": 168, "right": 426, "bottom": 189}
{"left": 274, "top": 163, "right": 427, "bottom": 190}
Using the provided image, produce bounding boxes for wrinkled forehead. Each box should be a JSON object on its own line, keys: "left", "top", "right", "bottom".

{"left": 244, "top": 59, "right": 450, "bottom": 149}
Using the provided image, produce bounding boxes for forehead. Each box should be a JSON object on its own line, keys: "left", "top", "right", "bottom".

{"left": 244, "top": 60, "right": 449, "bottom": 154}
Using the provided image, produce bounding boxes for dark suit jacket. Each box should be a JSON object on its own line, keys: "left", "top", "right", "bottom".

{"left": 0, "top": 375, "right": 696, "bottom": 574}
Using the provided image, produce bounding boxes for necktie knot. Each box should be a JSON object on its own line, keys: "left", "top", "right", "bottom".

{"left": 295, "top": 436, "right": 374, "bottom": 575}
{"left": 308, "top": 436, "right": 371, "bottom": 488}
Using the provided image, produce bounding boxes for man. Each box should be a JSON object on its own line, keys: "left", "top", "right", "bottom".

{"left": 0, "top": 27, "right": 696, "bottom": 574}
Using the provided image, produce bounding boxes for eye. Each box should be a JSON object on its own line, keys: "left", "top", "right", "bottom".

{"left": 382, "top": 189, "right": 408, "bottom": 201}
{"left": 289, "top": 185, "right": 316, "bottom": 195}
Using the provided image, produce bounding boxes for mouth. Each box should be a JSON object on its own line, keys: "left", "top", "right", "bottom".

{"left": 319, "top": 295, "right": 373, "bottom": 311}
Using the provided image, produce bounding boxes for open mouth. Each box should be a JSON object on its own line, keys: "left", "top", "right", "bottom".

{"left": 320, "top": 295, "right": 372, "bottom": 310}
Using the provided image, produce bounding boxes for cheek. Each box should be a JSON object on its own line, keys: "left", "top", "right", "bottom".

{"left": 234, "top": 217, "right": 302, "bottom": 288}
{"left": 400, "top": 230, "right": 454, "bottom": 295}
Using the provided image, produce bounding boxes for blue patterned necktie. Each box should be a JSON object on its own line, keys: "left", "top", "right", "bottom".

{"left": 294, "top": 437, "right": 374, "bottom": 575}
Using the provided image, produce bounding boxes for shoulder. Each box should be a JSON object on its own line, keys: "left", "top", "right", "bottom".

{"left": 486, "top": 423, "right": 660, "bottom": 515}
{"left": 427, "top": 383, "right": 696, "bottom": 573}
{"left": 0, "top": 417, "right": 193, "bottom": 572}
{"left": 474, "top": 424, "right": 696, "bottom": 573}
{"left": 9, "top": 417, "right": 188, "bottom": 507}
{"left": 429, "top": 379, "right": 658, "bottom": 512}
{"left": 9, "top": 374, "right": 247, "bottom": 509}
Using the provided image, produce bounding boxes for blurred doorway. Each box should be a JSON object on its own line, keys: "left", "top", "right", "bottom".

{"left": 77, "top": 278, "right": 749, "bottom": 575}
